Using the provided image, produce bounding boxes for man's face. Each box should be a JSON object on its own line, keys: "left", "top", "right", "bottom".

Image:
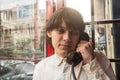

{"left": 47, "top": 20, "right": 80, "bottom": 57}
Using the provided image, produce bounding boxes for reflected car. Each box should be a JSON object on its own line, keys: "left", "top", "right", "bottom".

{"left": 0, "top": 60, "right": 35, "bottom": 80}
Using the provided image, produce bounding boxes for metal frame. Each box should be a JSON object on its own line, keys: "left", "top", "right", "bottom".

{"left": 89, "top": 0, "right": 120, "bottom": 63}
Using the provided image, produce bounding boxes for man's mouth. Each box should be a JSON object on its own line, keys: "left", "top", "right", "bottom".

{"left": 60, "top": 44, "right": 71, "bottom": 48}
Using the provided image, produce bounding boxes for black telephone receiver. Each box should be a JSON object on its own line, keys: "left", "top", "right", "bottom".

{"left": 66, "top": 32, "right": 90, "bottom": 66}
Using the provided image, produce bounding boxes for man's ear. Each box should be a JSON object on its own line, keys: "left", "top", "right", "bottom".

{"left": 47, "top": 31, "right": 52, "bottom": 38}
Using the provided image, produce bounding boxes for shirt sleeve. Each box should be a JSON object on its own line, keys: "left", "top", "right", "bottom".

{"left": 82, "top": 58, "right": 110, "bottom": 80}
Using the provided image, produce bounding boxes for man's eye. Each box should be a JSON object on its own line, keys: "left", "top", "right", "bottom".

{"left": 57, "top": 28, "right": 65, "bottom": 33}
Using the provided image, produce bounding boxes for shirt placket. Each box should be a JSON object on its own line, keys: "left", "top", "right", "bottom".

{"left": 63, "top": 63, "right": 69, "bottom": 80}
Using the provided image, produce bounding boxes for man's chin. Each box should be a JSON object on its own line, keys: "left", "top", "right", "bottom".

{"left": 58, "top": 50, "right": 69, "bottom": 55}
{"left": 61, "top": 50, "right": 73, "bottom": 55}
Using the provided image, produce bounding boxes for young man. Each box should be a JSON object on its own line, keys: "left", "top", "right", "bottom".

{"left": 33, "top": 7, "right": 116, "bottom": 80}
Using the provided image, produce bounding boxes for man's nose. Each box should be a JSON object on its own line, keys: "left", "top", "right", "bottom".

{"left": 63, "top": 31, "right": 71, "bottom": 41}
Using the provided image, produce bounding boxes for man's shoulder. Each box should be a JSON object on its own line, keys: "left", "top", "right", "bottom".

{"left": 38, "top": 55, "right": 55, "bottom": 63}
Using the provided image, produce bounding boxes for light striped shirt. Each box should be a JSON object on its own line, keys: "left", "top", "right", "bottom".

{"left": 33, "top": 52, "right": 116, "bottom": 80}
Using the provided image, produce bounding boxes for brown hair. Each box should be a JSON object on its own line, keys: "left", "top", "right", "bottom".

{"left": 46, "top": 7, "right": 85, "bottom": 46}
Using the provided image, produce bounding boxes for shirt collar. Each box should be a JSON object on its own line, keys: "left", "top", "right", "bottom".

{"left": 53, "top": 54, "right": 67, "bottom": 66}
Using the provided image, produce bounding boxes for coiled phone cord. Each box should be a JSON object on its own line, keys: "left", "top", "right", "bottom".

{"left": 71, "top": 63, "right": 77, "bottom": 80}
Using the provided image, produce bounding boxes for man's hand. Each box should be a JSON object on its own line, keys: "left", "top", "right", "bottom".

{"left": 76, "top": 40, "right": 94, "bottom": 64}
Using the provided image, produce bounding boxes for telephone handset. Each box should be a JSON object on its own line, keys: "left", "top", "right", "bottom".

{"left": 66, "top": 32, "right": 90, "bottom": 66}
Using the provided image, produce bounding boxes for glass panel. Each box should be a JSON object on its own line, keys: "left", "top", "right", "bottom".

{"left": 66, "top": 0, "right": 91, "bottom": 22}
{"left": 0, "top": 0, "right": 46, "bottom": 59}
{"left": 0, "top": 0, "right": 46, "bottom": 79}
